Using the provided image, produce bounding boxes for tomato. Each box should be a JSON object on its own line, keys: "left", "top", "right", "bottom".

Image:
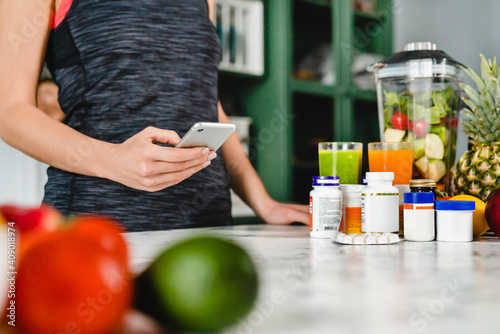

{"left": 15, "top": 219, "right": 132, "bottom": 334}
{"left": 410, "top": 119, "right": 430, "bottom": 137}
{"left": 70, "top": 215, "right": 130, "bottom": 271}
{"left": 390, "top": 112, "right": 408, "bottom": 130}
{"left": 440, "top": 115, "right": 459, "bottom": 129}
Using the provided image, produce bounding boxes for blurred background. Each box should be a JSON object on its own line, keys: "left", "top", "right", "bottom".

{"left": 1, "top": 0, "right": 498, "bottom": 222}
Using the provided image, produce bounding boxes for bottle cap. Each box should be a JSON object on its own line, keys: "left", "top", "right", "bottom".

{"left": 435, "top": 200, "right": 475, "bottom": 211}
{"left": 312, "top": 176, "right": 340, "bottom": 187}
{"left": 410, "top": 179, "right": 437, "bottom": 188}
{"left": 404, "top": 192, "right": 434, "bottom": 204}
{"left": 365, "top": 172, "right": 394, "bottom": 181}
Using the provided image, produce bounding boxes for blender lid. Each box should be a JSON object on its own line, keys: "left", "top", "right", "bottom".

{"left": 368, "top": 42, "right": 464, "bottom": 79}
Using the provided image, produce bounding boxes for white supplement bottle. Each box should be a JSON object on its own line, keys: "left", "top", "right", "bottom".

{"left": 361, "top": 172, "right": 399, "bottom": 233}
{"left": 435, "top": 200, "right": 475, "bottom": 242}
{"left": 310, "top": 176, "right": 343, "bottom": 238}
{"left": 403, "top": 192, "right": 435, "bottom": 241}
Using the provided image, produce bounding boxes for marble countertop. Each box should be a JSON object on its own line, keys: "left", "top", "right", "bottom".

{"left": 125, "top": 225, "right": 500, "bottom": 334}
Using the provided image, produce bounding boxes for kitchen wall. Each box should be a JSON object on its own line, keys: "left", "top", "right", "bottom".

{"left": 393, "top": 0, "right": 500, "bottom": 158}
{"left": 0, "top": 141, "right": 47, "bottom": 206}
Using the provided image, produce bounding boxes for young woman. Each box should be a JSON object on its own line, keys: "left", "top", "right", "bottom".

{"left": 0, "top": 0, "right": 308, "bottom": 230}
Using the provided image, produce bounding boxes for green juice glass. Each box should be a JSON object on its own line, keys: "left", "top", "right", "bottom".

{"left": 318, "top": 142, "right": 363, "bottom": 184}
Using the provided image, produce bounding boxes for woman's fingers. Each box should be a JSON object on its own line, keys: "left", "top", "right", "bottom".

{"left": 150, "top": 145, "right": 213, "bottom": 163}
{"left": 139, "top": 160, "right": 213, "bottom": 191}
{"left": 139, "top": 152, "right": 217, "bottom": 177}
{"left": 143, "top": 126, "right": 182, "bottom": 146}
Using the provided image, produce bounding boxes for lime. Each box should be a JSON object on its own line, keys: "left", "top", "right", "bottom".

{"left": 135, "top": 236, "right": 258, "bottom": 333}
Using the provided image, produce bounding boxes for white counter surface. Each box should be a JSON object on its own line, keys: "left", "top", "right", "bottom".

{"left": 125, "top": 225, "right": 500, "bottom": 334}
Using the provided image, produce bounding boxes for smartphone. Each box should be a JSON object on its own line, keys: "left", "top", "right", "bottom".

{"left": 175, "top": 122, "right": 236, "bottom": 151}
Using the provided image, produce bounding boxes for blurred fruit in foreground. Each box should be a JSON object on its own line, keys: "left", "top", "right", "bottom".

{"left": 70, "top": 215, "right": 130, "bottom": 271}
{"left": 485, "top": 188, "right": 500, "bottom": 238}
{"left": 15, "top": 216, "right": 132, "bottom": 334}
{"left": 0, "top": 204, "right": 62, "bottom": 261}
{"left": 0, "top": 212, "right": 6, "bottom": 225}
{"left": 134, "top": 236, "right": 258, "bottom": 333}
{"left": 450, "top": 194, "right": 489, "bottom": 237}
{"left": 0, "top": 204, "right": 61, "bottom": 233}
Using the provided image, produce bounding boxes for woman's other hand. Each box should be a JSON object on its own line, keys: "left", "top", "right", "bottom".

{"left": 258, "top": 200, "right": 309, "bottom": 226}
{"left": 37, "top": 81, "right": 65, "bottom": 121}
{"left": 106, "top": 127, "right": 217, "bottom": 192}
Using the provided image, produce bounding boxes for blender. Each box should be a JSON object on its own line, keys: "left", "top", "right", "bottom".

{"left": 368, "top": 42, "right": 463, "bottom": 194}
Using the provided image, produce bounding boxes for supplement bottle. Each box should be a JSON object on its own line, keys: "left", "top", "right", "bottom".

{"left": 404, "top": 192, "right": 435, "bottom": 241}
{"left": 310, "top": 176, "right": 343, "bottom": 238}
{"left": 361, "top": 172, "right": 399, "bottom": 233}
{"left": 435, "top": 200, "right": 475, "bottom": 242}
{"left": 339, "top": 184, "right": 364, "bottom": 234}
{"left": 410, "top": 179, "right": 437, "bottom": 200}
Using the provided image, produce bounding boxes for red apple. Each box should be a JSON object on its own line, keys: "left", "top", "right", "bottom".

{"left": 485, "top": 188, "right": 500, "bottom": 238}
{"left": 0, "top": 204, "right": 63, "bottom": 261}
{"left": 0, "top": 204, "right": 61, "bottom": 233}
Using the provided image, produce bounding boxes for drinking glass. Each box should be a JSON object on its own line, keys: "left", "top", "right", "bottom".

{"left": 318, "top": 142, "right": 363, "bottom": 184}
{"left": 368, "top": 142, "right": 413, "bottom": 185}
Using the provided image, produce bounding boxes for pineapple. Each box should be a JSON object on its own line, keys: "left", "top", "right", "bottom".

{"left": 454, "top": 54, "right": 500, "bottom": 201}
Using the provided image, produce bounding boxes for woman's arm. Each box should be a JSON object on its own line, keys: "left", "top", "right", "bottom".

{"left": 218, "top": 104, "right": 309, "bottom": 225}
{"left": 0, "top": 0, "right": 215, "bottom": 192}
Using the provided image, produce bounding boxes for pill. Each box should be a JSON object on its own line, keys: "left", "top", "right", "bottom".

{"left": 388, "top": 234, "right": 400, "bottom": 243}
{"left": 365, "top": 235, "right": 376, "bottom": 244}
{"left": 376, "top": 235, "right": 389, "bottom": 244}
{"left": 342, "top": 235, "right": 353, "bottom": 244}
{"left": 353, "top": 235, "right": 364, "bottom": 244}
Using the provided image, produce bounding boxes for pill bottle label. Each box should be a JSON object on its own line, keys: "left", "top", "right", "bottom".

{"left": 309, "top": 196, "right": 313, "bottom": 232}
{"left": 361, "top": 193, "right": 399, "bottom": 233}
{"left": 310, "top": 195, "right": 342, "bottom": 237}
{"left": 344, "top": 207, "right": 362, "bottom": 234}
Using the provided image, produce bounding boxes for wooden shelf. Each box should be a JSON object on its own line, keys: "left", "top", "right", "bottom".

{"left": 354, "top": 11, "right": 385, "bottom": 22}
{"left": 348, "top": 87, "right": 377, "bottom": 101}
{"left": 297, "top": 0, "right": 330, "bottom": 7}
{"left": 293, "top": 161, "right": 319, "bottom": 169}
{"left": 290, "top": 79, "right": 335, "bottom": 97}
{"left": 297, "top": 0, "right": 386, "bottom": 22}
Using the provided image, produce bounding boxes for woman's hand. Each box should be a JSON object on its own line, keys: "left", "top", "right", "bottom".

{"left": 105, "top": 126, "right": 217, "bottom": 192}
{"left": 258, "top": 200, "right": 309, "bottom": 226}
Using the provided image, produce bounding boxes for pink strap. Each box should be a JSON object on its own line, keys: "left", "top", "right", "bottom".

{"left": 53, "top": 0, "right": 74, "bottom": 29}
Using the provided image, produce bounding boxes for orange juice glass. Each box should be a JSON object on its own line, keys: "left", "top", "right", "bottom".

{"left": 368, "top": 142, "right": 413, "bottom": 185}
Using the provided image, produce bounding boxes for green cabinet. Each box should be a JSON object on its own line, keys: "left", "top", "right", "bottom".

{"left": 219, "top": 0, "right": 393, "bottom": 207}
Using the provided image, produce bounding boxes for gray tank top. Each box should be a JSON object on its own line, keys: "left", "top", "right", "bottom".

{"left": 43, "top": 0, "right": 232, "bottom": 231}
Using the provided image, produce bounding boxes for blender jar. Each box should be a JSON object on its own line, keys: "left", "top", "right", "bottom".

{"left": 368, "top": 42, "right": 463, "bottom": 194}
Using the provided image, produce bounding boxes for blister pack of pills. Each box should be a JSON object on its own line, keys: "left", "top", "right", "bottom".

{"left": 335, "top": 232, "right": 402, "bottom": 245}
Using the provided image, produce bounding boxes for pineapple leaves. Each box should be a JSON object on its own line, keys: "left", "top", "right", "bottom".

{"left": 460, "top": 54, "right": 500, "bottom": 144}
{"left": 461, "top": 85, "right": 481, "bottom": 108}
{"left": 460, "top": 64, "right": 485, "bottom": 91}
